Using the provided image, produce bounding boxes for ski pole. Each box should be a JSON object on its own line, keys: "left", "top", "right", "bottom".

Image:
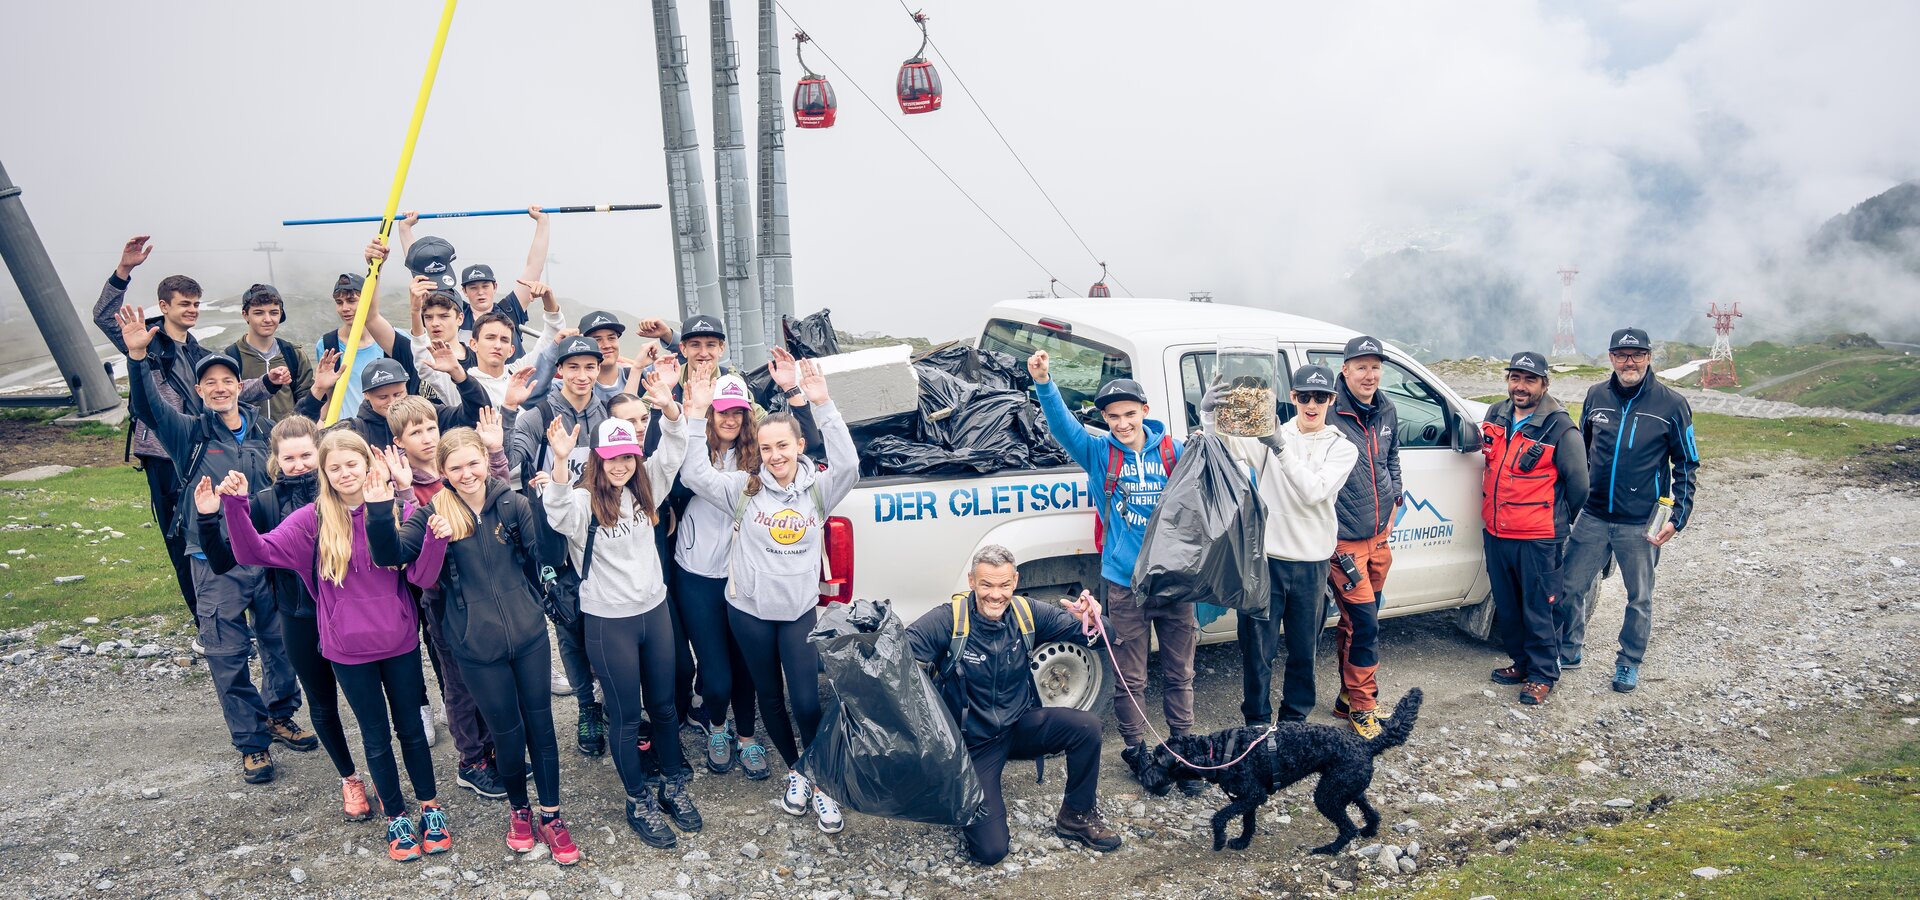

{"left": 283, "top": 204, "right": 661, "bottom": 226}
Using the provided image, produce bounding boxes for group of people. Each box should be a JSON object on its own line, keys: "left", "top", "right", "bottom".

{"left": 95, "top": 208, "right": 1699, "bottom": 870}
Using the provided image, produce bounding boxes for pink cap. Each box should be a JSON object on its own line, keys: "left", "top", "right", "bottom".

{"left": 594, "top": 418, "right": 643, "bottom": 459}
{"left": 712, "top": 374, "right": 753, "bottom": 412}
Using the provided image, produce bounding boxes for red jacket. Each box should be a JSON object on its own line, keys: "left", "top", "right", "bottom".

{"left": 1480, "top": 395, "right": 1588, "bottom": 540}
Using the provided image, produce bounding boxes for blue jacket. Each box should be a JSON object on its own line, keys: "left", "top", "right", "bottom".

{"left": 1577, "top": 374, "right": 1699, "bottom": 530}
{"left": 1034, "top": 380, "right": 1183, "bottom": 586}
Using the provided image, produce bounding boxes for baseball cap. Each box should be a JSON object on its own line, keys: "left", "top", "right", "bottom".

{"left": 241, "top": 283, "right": 282, "bottom": 306}
{"left": 1505, "top": 351, "right": 1550, "bottom": 378}
{"left": 594, "top": 418, "right": 643, "bottom": 460}
{"left": 1609, "top": 327, "right": 1652, "bottom": 352}
{"left": 712, "top": 374, "right": 753, "bottom": 412}
{"left": 423, "top": 284, "right": 461, "bottom": 308}
{"left": 1093, "top": 377, "right": 1149, "bottom": 410}
{"left": 681, "top": 314, "right": 726, "bottom": 342}
{"left": 1342, "top": 335, "right": 1387, "bottom": 362}
{"left": 555, "top": 335, "right": 602, "bottom": 367}
{"left": 361, "top": 358, "right": 410, "bottom": 392}
{"left": 405, "top": 236, "right": 458, "bottom": 289}
{"left": 460, "top": 264, "right": 496, "bottom": 287}
{"left": 332, "top": 273, "right": 365, "bottom": 296}
{"left": 579, "top": 310, "right": 625, "bottom": 337}
{"left": 1289, "top": 364, "right": 1337, "bottom": 395}
{"left": 193, "top": 353, "right": 243, "bottom": 381}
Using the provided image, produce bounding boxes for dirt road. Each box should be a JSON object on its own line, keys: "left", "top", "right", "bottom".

{"left": 2, "top": 454, "right": 1917, "bottom": 899}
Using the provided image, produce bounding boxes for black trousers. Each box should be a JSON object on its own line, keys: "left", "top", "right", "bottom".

{"left": 963, "top": 707, "right": 1104, "bottom": 866}
{"left": 727, "top": 605, "right": 820, "bottom": 767}
{"left": 586, "top": 606, "right": 689, "bottom": 798}
{"left": 282, "top": 613, "right": 356, "bottom": 778}
{"left": 553, "top": 576, "right": 598, "bottom": 708}
{"left": 1484, "top": 533, "right": 1564, "bottom": 685}
{"left": 460, "top": 643, "right": 561, "bottom": 809}
{"left": 1239, "top": 557, "right": 1331, "bottom": 725}
{"left": 142, "top": 456, "right": 197, "bottom": 617}
{"left": 672, "top": 570, "right": 758, "bottom": 737}
{"left": 333, "top": 647, "right": 438, "bottom": 817}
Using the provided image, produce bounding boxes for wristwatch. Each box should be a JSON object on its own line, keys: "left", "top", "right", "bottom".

{"left": 784, "top": 386, "right": 806, "bottom": 402}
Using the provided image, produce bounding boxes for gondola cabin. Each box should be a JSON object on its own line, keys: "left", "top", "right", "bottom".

{"left": 794, "top": 77, "right": 837, "bottom": 129}
{"left": 897, "top": 59, "right": 942, "bottom": 114}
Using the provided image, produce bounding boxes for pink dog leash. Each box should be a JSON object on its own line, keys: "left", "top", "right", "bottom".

{"left": 1081, "top": 609, "right": 1276, "bottom": 772}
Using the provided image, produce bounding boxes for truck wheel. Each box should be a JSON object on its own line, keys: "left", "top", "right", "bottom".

{"left": 1454, "top": 564, "right": 1607, "bottom": 643}
{"left": 1032, "top": 640, "right": 1109, "bottom": 712}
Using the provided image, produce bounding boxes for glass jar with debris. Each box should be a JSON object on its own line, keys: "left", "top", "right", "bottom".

{"left": 1212, "top": 333, "right": 1280, "bottom": 437}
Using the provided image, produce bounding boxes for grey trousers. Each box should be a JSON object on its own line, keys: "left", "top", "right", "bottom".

{"left": 1555, "top": 511, "right": 1662, "bottom": 669}
{"left": 191, "top": 557, "right": 299, "bottom": 754}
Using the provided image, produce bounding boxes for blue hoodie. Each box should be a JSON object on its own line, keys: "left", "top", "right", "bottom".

{"left": 1035, "top": 380, "right": 1183, "bottom": 587}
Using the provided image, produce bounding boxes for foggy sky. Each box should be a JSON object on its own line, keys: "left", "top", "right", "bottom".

{"left": 3, "top": 0, "right": 1918, "bottom": 359}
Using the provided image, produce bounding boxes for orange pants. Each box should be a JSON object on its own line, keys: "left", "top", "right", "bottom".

{"left": 1329, "top": 529, "right": 1392, "bottom": 713}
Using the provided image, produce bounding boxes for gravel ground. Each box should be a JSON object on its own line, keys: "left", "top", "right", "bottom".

{"left": 2, "top": 454, "right": 1917, "bottom": 900}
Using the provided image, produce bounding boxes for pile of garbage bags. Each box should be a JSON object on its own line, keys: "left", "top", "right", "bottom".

{"left": 860, "top": 345, "right": 1070, "bottom": 476}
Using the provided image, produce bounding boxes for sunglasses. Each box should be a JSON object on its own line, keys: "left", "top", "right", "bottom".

{"left": 1292, "top": 392, "right": 1335, "bottom": 405}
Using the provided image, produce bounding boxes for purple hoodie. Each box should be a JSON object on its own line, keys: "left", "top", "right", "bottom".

{"left": 223, "top": 493, "right": 443, "bottom": 666}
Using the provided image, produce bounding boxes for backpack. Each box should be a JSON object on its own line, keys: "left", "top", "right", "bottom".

{"left": 224, "top": 338, "right": 305, "bottom": 390}
{"left": 941, "top": 592, "right": 1036, "bottom": 679}
{"left": 1094, "top": 436, "right": 1178, "bottom": 552}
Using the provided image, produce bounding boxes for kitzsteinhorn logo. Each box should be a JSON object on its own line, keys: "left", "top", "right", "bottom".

{"left": 1590, "top": 411, "right": 1611, "bottom": 424}
{"left": 1517, "top": 355, "right": 1535, "bottom": 367}
{"left": 1619, "top": 334, "right": 1641, "bottom": 345}
{"left": 1359, "top": 341, "right": 1379, "bottom": 352}
{"left": 759, "top": 508, "right": 811, "bottom": 545}
{"left": 1391, "top": 491, "right": 1455, "bottom": 547}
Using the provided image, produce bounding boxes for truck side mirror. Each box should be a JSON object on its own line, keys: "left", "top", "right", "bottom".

{"left": 1453, "top": 413, "right": 1483, "bottom": 453}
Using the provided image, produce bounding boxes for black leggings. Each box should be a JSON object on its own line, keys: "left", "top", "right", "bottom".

{"left": 586, "top": 606, "right": 688, "bottom": 798}
{"left": 459, "top": 643, "right": 561, "bottom": 809}
{"left": 281, "top": 613, "right": 356, "bottom": 778}
{"left": 673, "top": 570, "right": 758, "bottom": 737}
{"left": 726, "top": 605, "right": 820, "bottom": 768}
{"left": 333, "top": 647, "right": 438, "bottom": 817}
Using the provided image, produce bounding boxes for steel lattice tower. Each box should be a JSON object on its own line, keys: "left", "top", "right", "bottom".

{"left": 1552, "top": 265, "right": 1580, "bottom": 357}
{"left": 1701, "top": 302, "right": 1743, "bottom": 388}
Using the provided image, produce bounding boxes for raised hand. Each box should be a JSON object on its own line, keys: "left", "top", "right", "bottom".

{"left": 798, "top": 358, "right": 830, "bottom": 405}
{"left": 409, "top": 274, "right": 435, "bottom": 310}
{"left": 637, "top": 343, "right": 662, "bottom": 368}
{"left": 267, "top": 365, "right": 292, "bottom": 386}
{"left": 515, "top": 279, "right": 553, "bottom": 304}
{"left": 546, "top": 417, "right": 579, "bottom": 461}
{"left": 769, "top": 346, "right": 799, "bottom": 391}
{"left": 503, "top": 366, "right": 538, "bottom": 410}
{"left": 116, "top": 235, "right": 153, "bottom": 279}
{"left": 551, "top": 327, "right": 580, "bottom": 346}
{"left": 116, "top": 305, "right": 158, "bottom": 360}
{"left": 312, "top": 349, "right": 342, "bottom": 399}
{"left": 527, "top": 206, "right": 546, "bottom": 223}
{"left": 400, "top": 210, "right": 420, "bottom": 227}
{"left": 428, "top": 514, "right": 453, "bottom": 539}
{"left": 364, "top": 235, "right": 389, "bottom": 264}
{"left": 217, "top": 470, "right": 249, "bottom": 497}
{"left": 192, "top": 476, "right": 219, "bottom": 515}
{"left": 427, "top": 339, "right": 462, "bottom": 374}
{"left": 379, "top": 445, "right": 412, "bottom": 490}
{"left": 635, "top": 318, "right": 672, "bottom": 340}
{"left": 1027, "top": 350, "right": 1050, "bottom": 384}
{"left": 642, "top": 368, "right": 679, "bottom": 418}
{"left": 476, "top": 405, "right": 505, "bottom": 453}
{"left": 364, "top": 451, "right": 395, "bottom": 503}
{"left": 651, "top": 354, "right": 681, "bottom": 387}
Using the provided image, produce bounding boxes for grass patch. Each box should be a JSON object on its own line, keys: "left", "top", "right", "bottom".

{"left": 0, "top": 466, "right": 185, "bottom": 634}
{"left": 1394, "top": 743, "right": 1920, "bottom": 899}
{"left": 0, "top": 405, "right": 122, "bottom": 439}
{"left": 1755, "top": 355, "right": 1920, "bottom": 415}
{"left": 1470, "top": 397, "right": 1920, "bottom": 460}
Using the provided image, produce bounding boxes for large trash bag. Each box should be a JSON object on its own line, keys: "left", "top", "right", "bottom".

{"left": 865, "top": 435, "right": 1007, "bottom": 476}
{"left": 782, "top": 309, "right": 842, "bottom": 359}
{"left": 1130, "top": 433, "right": 1270, "bottom": 613}
{"left": 916, "top": 344, "right": 1030, "bottom": 392}
{"left": 798, "top": 599, "right": 987, "bottom": 828}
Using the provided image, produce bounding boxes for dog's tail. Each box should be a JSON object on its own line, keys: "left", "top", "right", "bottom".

{"left": 1369, "top": 688, "right": 1423, "bottom": 756}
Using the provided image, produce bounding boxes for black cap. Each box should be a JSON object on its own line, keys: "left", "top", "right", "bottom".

{"left": 405, "top": 236, "right": 458, "bottom": 289}
{"left": 422, "top": 284, "right": 461, "bottom": 307}
{"left": 680, "top": 314, "right": 726, "bottom": 342}
{"left": 192, "top": 353, "right": 243, "bottom": 381}
{"left": 1290, "top": 364, "right": 1337, "bottom": 394}
{"left": 332, "top": 273, "right": 365, "bottom": 296}
{"left": 1093, "top": 377, "right": 1149, "bottom": 410}
{"left": 361, "top": 358, "right": 410, "bottom": 392}
{"left": 555, "top": 336, "right": 602, "bottom": 366}
{"left": 241, "top": 283, "right": 282, "bottom": 305}
{"left": 1609, "top": 327, "right": 1651, "bottom": 352}
{"left": 1504, "top": 351, "right": 1550, "bottom": 378}
{"left": 460, "top": 264, "right": 495, "bottom": 286}
{"left": 1342, "top": 335, "right": 1388, "bottom": 361}
{"left": 579, "top": 310, "right": 625, "bottom": 337}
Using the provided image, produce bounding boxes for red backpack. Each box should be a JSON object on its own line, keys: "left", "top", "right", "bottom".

{"left": 1093, "top": 436, "right": 1178, "bottom": 552}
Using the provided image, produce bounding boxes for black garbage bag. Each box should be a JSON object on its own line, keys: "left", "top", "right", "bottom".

{"left": 865, "top": 436, "right": 1007, "bottom": 476}
{"left": 916, "top": 344, "right": 1030, "bottom": 392}
{"left": 798, "top": 599, "right": 986, "bottom": 828}
{"left": 1130, "top": 433, "right": 1270, "bottom": 613}
{"left": 782, "top": 309, "right": 841, "bottom": 359}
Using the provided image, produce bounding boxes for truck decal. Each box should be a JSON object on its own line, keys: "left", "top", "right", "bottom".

{"left": 1391, "top": 490, "right": 1457, "bottom": 547}
{"left": 871, "top": 479, "right": 1094, "bottom": 523}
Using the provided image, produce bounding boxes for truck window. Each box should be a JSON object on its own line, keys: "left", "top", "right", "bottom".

{"left": 981, "top": 319, "right": 1131, "bottom": 426}
{"left": 1178, "top": 350, "right": 1292, "bottom": 432}
{"left": 1309, "top": 351, "right": 1453, "bottom": 449}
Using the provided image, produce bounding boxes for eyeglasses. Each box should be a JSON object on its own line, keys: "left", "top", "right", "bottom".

{"left": 1292, "top": 392, "right": 1335, "bottom": 405}
{"left": 1609, "top": 350, "right": 1650, "bottom": 362}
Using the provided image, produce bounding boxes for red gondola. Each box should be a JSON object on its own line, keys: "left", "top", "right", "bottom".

{"left": 792, "top": 32, "right": 837, "bottom": 129}
{"left": 1087, "top": 262, "right": 1112, "bottom": 298}
{"left": 897, "top": 11, "right": 943, "bottom": 115}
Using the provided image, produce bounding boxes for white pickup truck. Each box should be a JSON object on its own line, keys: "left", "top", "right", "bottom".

{"left": 809, "top": 297, "right": 1520, "bottom": 712}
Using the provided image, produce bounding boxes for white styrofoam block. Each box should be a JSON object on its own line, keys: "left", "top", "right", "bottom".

{"left": 815, "top": 344, "right": 920, "bottom": 423}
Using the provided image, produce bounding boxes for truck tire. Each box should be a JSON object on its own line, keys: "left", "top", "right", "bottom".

{"left": 1031, "top": 639, "right": 1110, "bottom": 713}
{"left": 1454, "top": 558, "right": 1611, "bottom": 643}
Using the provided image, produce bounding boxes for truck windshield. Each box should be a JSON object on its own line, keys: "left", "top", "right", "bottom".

{"left": 981, "top": 319, "right": 1132, "bottom": 423}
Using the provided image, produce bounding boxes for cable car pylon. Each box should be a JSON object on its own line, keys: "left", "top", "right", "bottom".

{"left": 792, "top": 31, "right": 837, "bottom": 129}
{"left": 896, "top": 10, "right": 943, "bottom": 114}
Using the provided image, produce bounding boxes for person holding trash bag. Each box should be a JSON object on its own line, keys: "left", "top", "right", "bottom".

{"left": 1209, "top": 364, "right": 1358, "bottom": 727}
{"left": 1027, "top": 350, "right": 1197, "bottom": 793}
{"left": 905, "top": 545, "right": 1123, "bottom": 865}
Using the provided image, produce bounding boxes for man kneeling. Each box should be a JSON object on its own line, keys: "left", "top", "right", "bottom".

{"left": 906, "top": 545, "right": 1122, "bottom": 864}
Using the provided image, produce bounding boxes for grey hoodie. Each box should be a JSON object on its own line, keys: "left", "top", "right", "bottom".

{"left": 542, "top": 415, "right": 687, "bottom": 618}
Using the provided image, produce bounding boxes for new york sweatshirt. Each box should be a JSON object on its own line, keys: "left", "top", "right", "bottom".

{"left": 542, "top": 414, "right": 687, "bottom": 618}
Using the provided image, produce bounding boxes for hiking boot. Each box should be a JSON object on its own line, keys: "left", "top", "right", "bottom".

{"left": 341, "top": 775, "right": 372, "bottom": 821}
{"left": 659, "top": 773, "right": 704, "bottom": 833}
{"left": 1490, "top": 666, "right": 1525, "bottom": 686}
{"left": 458, "top": 761, "right": 507, "bottom": 800}
{"left": 268, "top": 717, "right": 318, "bottom": 751}
{"left": 1519, "top": 682, "right": 1552, "bottom": 706}
{"left": 419, "top": 802, "right": 452, "bottom": 855}
{"left": 625, "top": 794, "right": 677, "bottom": 849}
{"left": 386, "top": 815, "right": 422, "bottom": 862}
{"left": 1612, "top": 665, "right": 1639, "bottom": 693}
{"left": 1333, "top": 690, "right": 1351, "bottom": 720}
{"left": 538, "top": 813, "right": 582, "bottom": 865}
{"left": 420, "top": 705, "right": 438, "bottom": 748}
{"left": 704, "top": 723, "right": 737, "bottom": 774}
{"left": 781, "top": 771, "right": 813, "bottom": 816}
{"left": 812, "top": 788, "right": 844, "bottom": 834}
{"left": 1055, "top": 804, "right": 1123, "bottom": 852}
{"left": 241, "top": 750, "right": 275, "bottom": 784}
{"left": 577, "top": 702, "right": 607, "bottom": 757}
{"left": 1560, "top": 653, "right": 1584, "bottom": 670}
{"left": 1349, "top": 708, "right": 1384, "bottom": 740}
{"left": 506, "top": 808, "right": 536, "bottom": 853}
{"left": 738, "top": 738, "right": 771, "bottom": 781}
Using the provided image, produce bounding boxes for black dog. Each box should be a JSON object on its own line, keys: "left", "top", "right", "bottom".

{"left": 1139, "top": 689, "right": 1422, "bottom": 854}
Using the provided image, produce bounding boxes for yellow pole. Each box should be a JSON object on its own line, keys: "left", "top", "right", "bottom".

{"left": 324, "top": 0, "right": 460, "bottom": 426}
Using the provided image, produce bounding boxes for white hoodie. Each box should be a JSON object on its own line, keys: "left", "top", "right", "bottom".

{"left": 542, "top": 414, "right": 687, "bottom": 618}
{"left": 1221, "top": 418, "right": 1359, "bottom": 562}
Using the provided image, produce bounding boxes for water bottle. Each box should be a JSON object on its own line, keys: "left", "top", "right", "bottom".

{"left": 1645, "top": 496, "right": 1674, "bottom": 540}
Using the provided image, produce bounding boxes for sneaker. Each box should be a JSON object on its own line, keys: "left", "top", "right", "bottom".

{"left": 738, "top": 739, "right": 771, "bottom": 781}
{"left": 1520, "top": 682, "right": 1551, "bottom": 705}
{"left": 550, "top": 666, "right": 575, "bottom": 696}
{"left": 577, "top": 702, "right": 607, "bottom": 757}
{"left": 659, "top": 774, "right": 704, "bottom": 833}
{"left": 538, "top": 814, "right": 582, "bottom": 865}
{"left": 812, "top": 788, "right": 844, "bottom": 834}
{"left": 705, "top": 723, "right": 737, "bottom": 775}
{"left": 1490, "top": 665, "right": 1525, "bottom": 686}
{"left": 386, "top": 815, "right": 422, "bottom": 862}
{"left": 241, "top": 750, "right": 275, "bottom": 784}
{"left": 1055, "top": 804, "right": 1123, "bottom": 852}
{"left": 420, "top": 706, "right": 438, "bottom": 748}
{"left": 191, "top": 638, "right": 206, "bottom": 656}
{"left": 419, "top": 803, "right": 452, "bottom": 854}
{"left": 268, "top": 717, "right": 318, "bottom": 751}
{"left": 1332, "top": 690, "right": 1351, "bottom": 721}
{"left": 341, "top": 775, "right": 372, "bottom": 821}
{"left": 781, "top": 771, "right": 813, "bottom": 817}
{"left": 1613, "top": 664, "right": 1639, "bottom": 693}
{"left": 458, "top": 761, "right": 507, "bottom": 800}
{"left": 506, "top": 808, "right": 536, "bottom": 853}
{"left": 1349, "top": 708, "right": 1384, "bottom": 740}
{"left": 1560, "top": 654, "right": 1584, "bottom": 670}
{"left": 625, "top": 794, "right": 677, "bottom": 849}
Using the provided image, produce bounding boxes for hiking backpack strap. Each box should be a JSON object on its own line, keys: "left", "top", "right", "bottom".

{"left": 1095, "top": 444, "right": 1124, "bottom": 551}
{"left": 579, "top": 521, "right": 600, "bottom": 583}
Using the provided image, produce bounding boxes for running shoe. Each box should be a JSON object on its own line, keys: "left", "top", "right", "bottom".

{"left": 625, "top": 794, "right": 676, "bottom": 849}
{"left": 577, "top": 702, "right": 607, "bottom": 757}
{"left": 812, "top": 788, "right": 844, "bottom": 834}
{"left": 1613, "top": 664, "right": 1639, "bottom": 693}
{"left": 550, "top": 665, "right": 575, "bottom": 696}
{"left": 738, "top": 738, "right": 771, "bottom": 781}
{"left": 457, "top": 761, "right": 507, "bottom": 800}
{"left": 386, "top": 815, "right": 422, "bottom": 862}
{"left": 659, "top": 773, "right": 703, "bottom": 833}
{"left": 420, "top": 705, "right": 438, "bottom": 748}
{"left": 268, "top": 717, "right": 318, "bottom": 751}
{"left": 341, "top": 775, "right": 372, "bottom": 821}
{"left": 1560, "top": 653, "right": 1585, "bottom": 670}
{"left": 705, "top": 723, "right": 737, "bottom": 775}
{"left": 1349, "top": 709, "right": 1384, "bottom": 739}
{"left": 781, "top": 771, "right": 812, "bottom": 817}
{"left": 538, "top": 814, "right": 582, "bottom": 865}
{"left": 241, "top": 750, "right": 275, "bottom": 784}
{"left": 506, "top": 808, "right": 536, "bottom": 853}
{"left": 419, "top": 802, "right": 452, "bottom": 855}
